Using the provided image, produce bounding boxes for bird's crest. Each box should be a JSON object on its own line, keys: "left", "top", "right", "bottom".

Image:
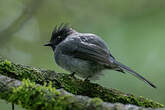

{"left": 50, "top": 24, "right": 71, "bottom": 44}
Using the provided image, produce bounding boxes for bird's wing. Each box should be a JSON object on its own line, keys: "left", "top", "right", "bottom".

{"left": 78, "top": 34, "right": 110, "bottom": 51}
{"left": 74, "top": 42, "right": 111, "bottom": 66}
{"left": 60, "top": 36, "right": 113, "bottom": 66}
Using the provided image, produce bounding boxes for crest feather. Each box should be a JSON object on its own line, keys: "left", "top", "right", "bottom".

{"left": 50, "top": 24, "right": 71, "bottom": 43}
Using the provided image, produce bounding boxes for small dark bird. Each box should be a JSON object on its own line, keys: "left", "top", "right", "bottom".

{"left": 44, "top": 24, "right": 156, "bottom": 88}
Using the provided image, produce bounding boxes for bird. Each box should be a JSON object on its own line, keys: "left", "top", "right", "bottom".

{"left": 44, "top": 24, "right": 156, "bottom": 88}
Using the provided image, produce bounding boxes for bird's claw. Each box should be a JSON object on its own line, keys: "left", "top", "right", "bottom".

{"left": 68, "top": 72, "right": 76, "bottom": 79}
{"left": 84, "top": 77, "right": 90, "bottom": 82}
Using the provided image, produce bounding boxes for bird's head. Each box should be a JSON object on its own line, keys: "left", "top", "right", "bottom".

{"left": 44, "top": 24, "right": 73, "bottom": 50}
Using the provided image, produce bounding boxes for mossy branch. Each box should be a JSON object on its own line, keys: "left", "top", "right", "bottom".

{"left": 0, "top": 74, "right": 155, "bottom": 110}
{"left": 0, "top": 57, "right": 164, "bottom": 109}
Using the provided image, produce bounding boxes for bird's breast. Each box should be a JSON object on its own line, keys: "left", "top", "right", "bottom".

{"left": 54, "top": 50, "right": 90, "bottom": 73}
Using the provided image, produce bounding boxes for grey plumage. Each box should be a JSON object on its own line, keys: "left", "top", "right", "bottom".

{"left": 44, "top": 24, "right": 156, "bottom": 88}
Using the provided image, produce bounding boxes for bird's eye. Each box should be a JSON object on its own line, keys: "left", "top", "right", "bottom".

{"left": 57, "top": 36, "right": 61, "bottom": 39}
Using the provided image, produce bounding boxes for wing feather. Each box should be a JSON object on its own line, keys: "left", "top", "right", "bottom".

{"left": 72, "top": 42, "right": 111, "bottom": 66}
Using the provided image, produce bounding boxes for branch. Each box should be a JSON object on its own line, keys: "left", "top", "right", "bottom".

{"left": 0, "top": 57, "right": 164, "bottom": 109}
{"left": 0, "top": 74, "right": 159, "bottom": 110}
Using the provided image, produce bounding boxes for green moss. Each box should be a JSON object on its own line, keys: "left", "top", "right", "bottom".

{"left": 86, "top": 98, "right": 103, "bottom": 110}
{"left": 8, "top": 79, "right": 71, "bottom": 110}
{"left": 7, "top": 79, "right": 104, "bottom": 110}
{"left": 0, "top": 59, "right": 12, "bottom": 73}
{"left": 0, "top": 59, "right": 46, "bottom": 83}
{"left": 90, "top": 98, "right": 103, "bottom": 105}
{"left": 55, "top": 75, "right": 164, "bottom": 108}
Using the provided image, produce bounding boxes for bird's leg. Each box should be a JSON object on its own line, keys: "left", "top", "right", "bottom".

{"left": 69, "top": 72, "right": 76, "bottom": 78}
{"left": 84, "top": 76, "right": 90, "bottom": 82}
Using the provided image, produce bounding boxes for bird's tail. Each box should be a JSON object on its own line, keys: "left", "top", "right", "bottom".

{"left": 113, "top": 60, "right": 156, "bottom": 88}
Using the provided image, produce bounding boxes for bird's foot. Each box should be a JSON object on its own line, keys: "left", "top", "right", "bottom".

{"left": 68, "top": 72, "right": 76, "bottom": 79}
{"left": 84, "top": 77, "right": 90, "bottom": 82}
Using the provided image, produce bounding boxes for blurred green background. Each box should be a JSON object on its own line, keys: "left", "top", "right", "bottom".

{"left": 0, "top": 0, "right": 165, "bottom": 109}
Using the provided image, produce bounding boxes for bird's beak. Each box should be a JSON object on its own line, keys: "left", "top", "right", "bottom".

{"left": 43, "top": 43, "right": 56, "bottom": 50}
{"left": 43, "top": 43, "right": 52, "bottom": 46}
